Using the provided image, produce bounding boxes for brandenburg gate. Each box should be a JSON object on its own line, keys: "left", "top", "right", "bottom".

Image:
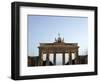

{"left": 38, "top": 34, "right": 79, "bottom": 66}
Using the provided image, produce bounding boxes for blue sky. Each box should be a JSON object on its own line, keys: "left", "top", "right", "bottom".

{"left": 28, "top": 15, "right": 88, "bottom": 57}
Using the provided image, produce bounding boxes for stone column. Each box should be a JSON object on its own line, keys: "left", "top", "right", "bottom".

{"left": 69, "top": 51, "right": 72, "bottom": 64}
{"left": 62, "top": 52, "right": 65, "bottom": 65}
{"left": 75, "top": 49, "right": 79, "bottom": 64}
{"left": 54, "top": 52, "right": 56, "bottom": 65}
{"left": 39, "top": 50, "right": 43, "bottom": 66}
{"left": 46, "top": 53, "right": 49, "bottom": 65}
